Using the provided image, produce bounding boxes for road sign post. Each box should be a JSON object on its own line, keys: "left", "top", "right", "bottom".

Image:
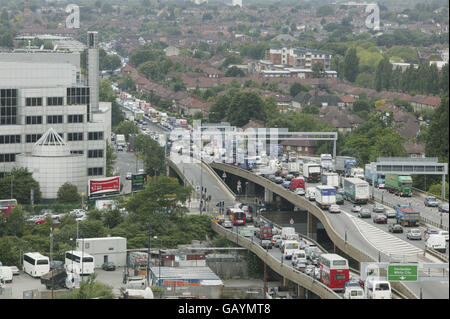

{"left": 387, "top": 264, "right": 418, "bottom": 282}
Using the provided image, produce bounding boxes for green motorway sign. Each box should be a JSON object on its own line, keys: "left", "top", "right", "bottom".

{"left": 388, "top": 264, "right": 418, "bottom": 281}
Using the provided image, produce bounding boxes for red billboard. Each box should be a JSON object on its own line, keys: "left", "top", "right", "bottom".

{"left": 88, "top": 176, "right": 120, "bottom": 198}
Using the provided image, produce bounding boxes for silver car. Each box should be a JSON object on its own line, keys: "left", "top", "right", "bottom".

{"left": 406, "top": 228, "right": 422, "bottom": 240}
{"left": 223, "top": 220, "right": 233, "bottom": 228}
{"left": 329, "top": 204, "right": 340, "bottom": 213}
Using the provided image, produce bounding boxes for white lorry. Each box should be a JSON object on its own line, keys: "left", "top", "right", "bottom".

{"left": 116, "top": 134, "right": 126, "bottom": 147}
{"left": 314, "top": 186, "right": 337, "bottom": 210}
{"left": 303, "top": 163, "right": 321, "bottom": 183}
{"left": 350, "top": 167, "right": 365, "bottom": 179}
{"left": 321, "top": 172, "right": 339, "bottom": 188}
{"left": 281, "top": 227, "right": 296, "bottom": 240}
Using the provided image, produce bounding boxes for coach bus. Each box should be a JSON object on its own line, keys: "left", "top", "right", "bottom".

{"left": 319, "top": 253, "right": 349, "bottom": 291}
{"left": 23, "top": 252, "right": 50, "bottom": 278}
{"left": 65, "top": 251, "right": 95, "bottom": 275}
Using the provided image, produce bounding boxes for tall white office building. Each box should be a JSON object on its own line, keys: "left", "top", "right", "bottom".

{"left": 0, "top": 32, "right": 111, "bottom": 199}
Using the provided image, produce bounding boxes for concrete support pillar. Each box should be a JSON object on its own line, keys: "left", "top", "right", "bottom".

{"left": 442, "top": 174, "right": 446, "bottom": 201}
{"left": 247, "top": 182, "right": 255, "bottom": 197}
{"left": 307, "top": 211, "right": 317, "bottom": 241}
{"left": 264, "top": 188, "right": 273, "bottom": 203}
{"left": 297, "top": 284, "right": 306, "bottom": 299}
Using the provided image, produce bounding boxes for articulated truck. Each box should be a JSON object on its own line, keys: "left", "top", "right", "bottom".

{"left": 395, "top": 205, "right": 420, "bottom": 227}
{"left": 322, "top": 172, "right": 339, "bottom": 188}
{"left": 364, "top": 164, "right": 385, "bottom": 188}
{"left": 335, "top": 156, "right": 357, "bottom": 176}
{"left": 385, "top": 174, "right": 413, "bottom": 197}
{"left": 343, "top": 177, "right": 369, "bottom": 204}
{"left": 315, "top": 186, "right": 337, "bottom": 210}
{"left": 303, "top": 163, "right": 321, "bottom": 183}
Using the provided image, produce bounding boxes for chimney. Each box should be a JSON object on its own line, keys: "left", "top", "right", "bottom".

{"left": 87, "top": 31, "right": 99, "bottom": 119}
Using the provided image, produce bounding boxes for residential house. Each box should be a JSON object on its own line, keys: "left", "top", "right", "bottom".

{"left": 315, "top": 106, "right": 364, "bottom": 134}
{"left": 403, "top": 141, "right": 425, "bottom": 158}
{"left": 164, "top": 46, "right": 180, "bottom": 57}
{"left": 280, "top": 137, "right": 317, "bottom": 156}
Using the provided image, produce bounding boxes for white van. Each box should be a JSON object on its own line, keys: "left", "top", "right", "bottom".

{"left": 344, "top": 286, "right": 365, "bottom": 299}
{"left": 305, "top": 187, "right": 316, "bottom": 201}
{"left": 0, "top": 266, "right": 13, "bottom": 283}
{"left": 364, "top": 279, "right": 391, "bottom": 299}
{"left": 426, "top": 234, "right": 447, "bottom": 252}
{"left": 282, "top": 240, "right": 300, "bottom": 259}
{"left": 281, "top": 227, "right": 296, "bottom": 240}
{"left": 437, "top": 231, "right": 449, "bottom": 241}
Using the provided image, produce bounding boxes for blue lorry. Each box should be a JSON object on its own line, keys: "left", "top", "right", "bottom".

{"left": 335, "top": 156, "right": 357, "bottom": 176}
{"left": 395, "top": 205, "right": 420, "bottom": 227}
{"left": 364, "top": 164, "right": 385, "bottom": 188}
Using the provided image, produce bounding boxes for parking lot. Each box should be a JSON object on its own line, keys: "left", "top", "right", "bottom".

{"left": 3, "top": 267, "right": 126, "bottom": 299}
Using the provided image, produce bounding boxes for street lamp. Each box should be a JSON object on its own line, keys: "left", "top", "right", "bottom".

{"left": 146, "top": 219, "right": 151, "bottom": 287}
{"left": 153, "top": 236, "right": 162, "bottom": 287}
{"left": 245, "top": 181, "right": 249, "bottom": 203}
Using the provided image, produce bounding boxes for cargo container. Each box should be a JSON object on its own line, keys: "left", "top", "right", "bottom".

{"left": 321, "top": 172, "right": 339, "bottom": 188}
{"left": 315, "top": 186, "right": 337, "bottom": 210}
{"left": 385, "top": 174, "right": 412, "bottom": 197}
{"left": 364, "top": 164, "right": 385, "bottom": 188}
{"left": 343, "top": 177, "right": 369, "bottom": 204}
{"left": 303, "top": 163, "right": 321, "bottom": 183}
{"left": 335, "top": 156, "right": 357, "bottom": 176}
{"left": 320, "top": 154, "right": 333, "bottom": 171}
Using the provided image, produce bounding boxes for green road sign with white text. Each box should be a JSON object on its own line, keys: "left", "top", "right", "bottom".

{"left": 388, "top": 264, "right": 418, "bottom": 281}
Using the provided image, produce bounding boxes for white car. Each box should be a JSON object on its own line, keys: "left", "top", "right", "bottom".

{"left": 351, "top": 205, "right": 362, "bottom": 213}
{"left": 126, "top": 172, "right": 132, "bottom": 180}
{"left": 438, "top": 230, "right": 449, "bottom": 241}
{"left": 294, "top": 188, "right": 305, "bottom": 196}
{"left": 329, "top": 204, "right": 340, "bottom": 213}
{"left": 223, "top": 220, "right": 233, "bottom": 228}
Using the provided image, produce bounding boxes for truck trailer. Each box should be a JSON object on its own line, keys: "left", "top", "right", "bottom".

{"left": 395, "top": 205, "right": 420, "bottom": 227}
{"left": 364, "top": 164, "right": 385, "bottom": 188}
{"left": 315, "top": 186, "right": 337, "bottom": 210}
{"left": 385, "top": 174, "right": 412, "bottom": 197}
{"left": 335, "top": 156, "right": 357, "bottom": 176}
{"left": 343, "top": 177, "right": 369, "bottom": 204}
{"left": 303, "top": 163, "right": 321, "bottom": 183}
{"left": 321, "top": 172, "right": 339, "bottom": 188}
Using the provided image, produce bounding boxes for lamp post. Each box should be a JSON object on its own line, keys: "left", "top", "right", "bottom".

{"left": 153, "top": 236, "right": 162, "bottom": 287}
{"left": 146, "top": 219, "right": 151, "bottom": 287}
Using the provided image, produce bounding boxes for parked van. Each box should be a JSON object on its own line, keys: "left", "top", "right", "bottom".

{"left": 305, "top": 187, "right": 316, "bottom": 201}
{"left": 425, "top": 234, "right": 447, "bottom": 252}
{"left": 289, "top": 177, "right": 305, "bottom": 192}
{"left": 0, "top": 266, "right": 13, "bottom": 283}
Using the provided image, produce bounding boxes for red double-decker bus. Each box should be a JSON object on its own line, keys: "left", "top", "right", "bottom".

{"left": 0, "top": 199, "right": 17, "bottom": 217}
{"left": 319, "top": 253, "right": 349, "bottom": 291}
{"left": 230, "top": 208, "right": 246, "bottom": 226}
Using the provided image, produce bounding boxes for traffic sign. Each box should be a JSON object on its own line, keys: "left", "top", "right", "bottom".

{"left": 289, "top": 218, "right": 294, "bottom": 225}
{"left": 387, "top": 264, "right": 418, "bottom": 281}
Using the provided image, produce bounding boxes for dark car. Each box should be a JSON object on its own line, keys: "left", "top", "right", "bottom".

{"left": 261, "top": 240, "right": 273, "bottom": 249}
{"left": 388, "top": 223, "right": 403, "bottom": 233}
{"left": 358, "top": 208, "right": 371, "bottom": 218}
{"left": 335, "top": 194, "right": 344, "bottom": 205}
{"left": 274, "top": 177, "right": 284, "bottom": 184}
{"left": 438, "top": 203, "right": 449, "bottom": 213}
{"left": 373, "top": 214, "right": 387, "bottom": 224}
{"left": 424, "top": 196, "right": 439, "bottom": 207}
{"left": 102, "top": 262, "right": 116, "bottom": 271}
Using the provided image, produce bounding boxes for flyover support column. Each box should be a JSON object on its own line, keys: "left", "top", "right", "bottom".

{"left": 307, "top": 211, "right": 317, "bottom": 241}
{"left": 247, "top": 182, "right": 255, "bottom": 197}
{"left": 297, "top": 284, "right": 306, "bottom": 299}
{"left": 264, "top": 188, "right": 273, "bottom": 203}
{"left": 442, "top": 174, "right": 446, "bottom": 201}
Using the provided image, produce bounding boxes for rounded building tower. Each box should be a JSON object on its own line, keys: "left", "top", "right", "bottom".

{"left": 16, "top": 128, "right": 86, "bottom": 199}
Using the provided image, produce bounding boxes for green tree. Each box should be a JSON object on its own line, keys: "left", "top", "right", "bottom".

{"left": 425, "top": 94, "right": 449, "bottom": 163}
{"left": 428, "top": 182, "right": 449, "bottom": 201}
{"left": 59, "top": 273, "right": 113, "bottom": 299}
{"left": 344, "top": 47, "right": 359, "bottom": 82}
{"left": 0, "top": 168, "right": 41, "bottom": 204}
{"left": 227, "top": 91, "right": 266, "bottom": 127}
{"left": 312, "top": 62, "right": 325, "bottom": 78}
{"left": 1, "top": 206, "right": 26, "bottom": 237}
{"left": 106, "top": 141, "right": 117, "bottom": 177}
{"left": 133, "top": 134, "right": 166, "bottom": 176}
{"left": 225, "top": 66, "right": 245, "bottom": 77}
{"left": 114, "top": 121, "right": 139, "bottom": 141}
{"left": 289, "top": 82, "right": 309, "bottom": 98}
{"left": 103, "top": 209, "right": 123, "bottom": 229}
{"left": 57, "top": 183, "right": 81, "bottom": 203}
